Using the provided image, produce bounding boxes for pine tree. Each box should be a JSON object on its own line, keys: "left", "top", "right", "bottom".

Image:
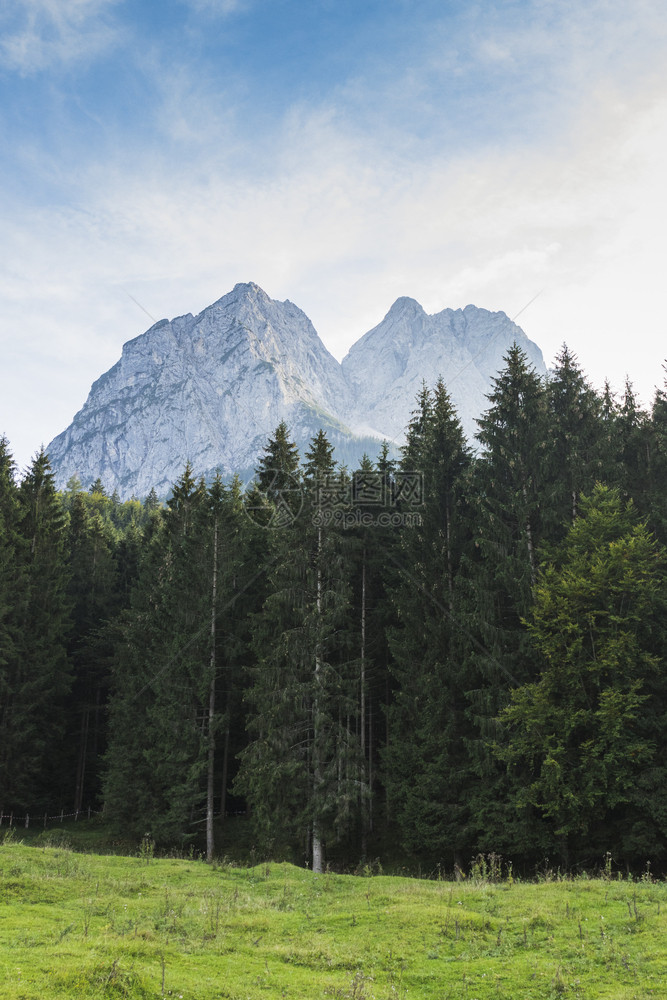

{"left": 384, "top": 380, "right": 473, "bottom": 863}
{"left": 7, "top": 450, "right": 73, "bottom": 808}
{"left": 252, "top": 420, "right": 302, "bottom": 526}
{"left": 204, "top": 473, "right": 246, "bottom": 860}
{"left": 238, "top": 431, "right": 359, "bottom": 870}
{"left": 462, "top": 346, "right": 550, "bottom": 856}
{"left": 66, "top": 490, "right": 118, "bottom": 812}
{"left": 0, "top": 438, "right": 26, "bottom": 809}
{"left": 543, "top": 345, "right": 603, "bottom": 538}
{"left": 497, "top": 485, "right": 667, "bottom": 864}
{"left": 617, "top": 379, "right": 652, "bottom": 513}
{"left": 104, "top": 465, "right": 213, "bottom": 843}
{"left": 649, "top": 365, "right": 667, "bottom": 542}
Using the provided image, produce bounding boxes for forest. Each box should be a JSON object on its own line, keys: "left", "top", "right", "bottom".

{"left": 2, "top": 343, "right": 667, "bottom": 874}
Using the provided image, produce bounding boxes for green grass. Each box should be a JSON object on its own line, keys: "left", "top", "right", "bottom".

{"left": 1, "top": 838, "right": 666, "bottom": 999}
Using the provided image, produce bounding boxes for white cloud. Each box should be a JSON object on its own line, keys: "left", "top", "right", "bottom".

{"left": 181, "top": 0, "right": 249, "bottom": 14}
{"left": 3, "top": 0, "right": 667, "bottom": 470}
{"left": 0, "top": 0, "right": 121, "bottom": 74}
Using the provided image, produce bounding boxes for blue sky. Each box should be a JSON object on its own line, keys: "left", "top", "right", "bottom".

{"left": 2, "top": 0, "right": 667, "bottom": 472}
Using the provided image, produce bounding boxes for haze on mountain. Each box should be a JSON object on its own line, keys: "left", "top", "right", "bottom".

{"left": 46, "top": 282, "right": 545, "bottom": 498}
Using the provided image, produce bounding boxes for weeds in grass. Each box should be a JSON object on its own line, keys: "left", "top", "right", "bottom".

{"left": 1, "top": 845, "right": 667, "bottom": 999}
{"left": 469, "top": 852, "right": 504, "bottom": 884}
{"left": 35, "top": 829, "right": 72, "bottom": 850}
{"left": 138, "top": 834, "right": 155, "bottom": 865}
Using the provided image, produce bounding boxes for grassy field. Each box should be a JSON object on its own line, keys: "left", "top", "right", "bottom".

{"left": 1, "top": 835, "right": 666, "bottom": 999}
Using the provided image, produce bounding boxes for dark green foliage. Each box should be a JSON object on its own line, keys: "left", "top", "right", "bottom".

{"left": 0, "top": 438, "right": 25, "bottom": 808}
{"left": 543, "top": 345, "right": 603, "bottom": 538}
{"left": 384, "top": 380, "right": 473, "bottom": 863}
{"left": 0, "top": 450, "right": 73, "bottom": 808}
{"left": 103, "top": 466, "right": 250, "bottom": 846}
{"left": 497, "top": 485, "right": 667, "bottom": 863}
{"left": 104, "top": 465, "right": 211, "bottom": 843}
{"left": 238, "top": 430, "right": 361, "bottom": 869}
{"left": 66, "top": 489, "right": 119, "bottom": 811}
{"left": 3, "top": 341, "right": 667, "bottom": 869}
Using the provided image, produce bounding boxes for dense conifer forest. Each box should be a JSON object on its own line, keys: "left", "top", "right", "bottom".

{"left": 2, "top": 344, "right": 667, "bottom": 873}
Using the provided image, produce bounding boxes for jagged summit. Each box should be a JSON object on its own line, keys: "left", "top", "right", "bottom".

{"left": 342, "top": 299, "right": 544, "bottom": 442}
{"left": 384, "top": 296, "right": 426, "bottom": 317}
{"left": 46, "top": 284, "right": 546, "bottom": 498}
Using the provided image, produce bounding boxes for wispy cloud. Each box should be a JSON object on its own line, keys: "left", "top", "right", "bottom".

{"left": 0, "top": 0, "right": 121, "bottom": 74}
{"left": 180, "top": 0, "right": 250, "bottom": 15}
{"left": 2, "top": 0, "right": 667, "bottom": 471}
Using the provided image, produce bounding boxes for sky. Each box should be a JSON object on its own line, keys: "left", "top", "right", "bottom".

{"left": 2, "top": 0, "right": 667, "bottom": 474}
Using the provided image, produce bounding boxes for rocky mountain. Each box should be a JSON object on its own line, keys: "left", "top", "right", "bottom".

{"left": 46, "top": 282, "right": 546, "bottom": 498}
{"left": 342, "top": 298, "right": 545, "bottom": 441}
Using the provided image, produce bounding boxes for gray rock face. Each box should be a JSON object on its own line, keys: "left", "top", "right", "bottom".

{"left": 47, "top": 282, "right": 546, "bottom": 498}
{"left": 342, "top": 298, "right": 546, "bottom": 442}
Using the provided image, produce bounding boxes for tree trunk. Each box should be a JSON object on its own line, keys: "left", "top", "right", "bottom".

{"left": 74, "top": 702, "right": 90, "bottom": 813}
{"left": 522, "top": 484, "right": 537, "bottom": 586}
{"left": 219, "top": 718, "right": 230, "bottom": 823}
{"left": 206, "top": 517, "right": 218, "bottom": 863}
{"left": 360, "top": 549, "right": 368, "bottom": 856}
{"left": 312, "top": 525, "right": 324, "bottom": 873}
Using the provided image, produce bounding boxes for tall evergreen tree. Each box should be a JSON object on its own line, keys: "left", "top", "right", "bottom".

{"left": 7, "top": 450, "right": 73, "bottom": 807}
{"left": 497, "top": 485, "right": 667, "bottom": 864}
{"left": 649, "top": 365, "right": 667, "bottom": 543}
{"left": 252, "top": 420, "right": 302, "bottom": 526}
{"left": 104, "top": 465, "right": 213, "bottom": 843}
{"left": 384, "top": 380, "right": 473, "bottom": 863}
{"left": 462, "top": 346, "right": 550, "bottom": 855}
{"left": 543, "top": 345, "right": 603, "bottom": 539}
{"left": 238, "top": 431, "right": 359, "bottom": 870}
{"left": 0, "top": 438, "right": 26, "bottom": 809}
{"left": 66, "top": 490, "right": 118, "bottom": 812}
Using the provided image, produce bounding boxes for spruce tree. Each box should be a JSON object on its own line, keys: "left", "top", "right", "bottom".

{"left": 104, "top": 465, "right": 213, "bottom": 843}
{"left": 66, "top": 490, "right": 118, "bottom": 811}
{"left": 384, "top": 380, "right": 473, "bottom": 863}
{"left": 462, "top": 346, "right": 550, "bottom": 856}
{"left": 543, "top": 345, "right": 603, "bottom": 538}
{"left": 238, "top": 431, "right": 359, "bottom": 870}
{"left": 9, "top": 450, "right": 73, "bottom": 808}
{"left": 252, "top": 420, "right": 302, "bottom": 526}
{"left": 649, "top": 366, "right": 667, "bottom": 542}
{"left": 0, "top": 438, "right": 26, "bottom": 809}
{"left": 497, "top": 485, "right": 667, "bottom": 865}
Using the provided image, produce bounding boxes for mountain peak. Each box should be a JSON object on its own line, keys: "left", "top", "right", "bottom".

{"left": 232, "top": 280, "right": 266, "bottom": 297}
{"left": 46, "top": 284, "right": 546, "bottom": 498}
{"left": 386, "top": 296, "right": 425, "bottom": 318}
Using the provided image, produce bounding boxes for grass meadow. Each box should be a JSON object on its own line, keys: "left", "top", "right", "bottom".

{"left": 1, "top": 833, "right": 666, "bottom": 999}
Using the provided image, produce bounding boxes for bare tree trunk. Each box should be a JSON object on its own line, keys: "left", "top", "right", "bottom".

{"left": 360, "top": 550, "right": 368, "bottom": 857}
{"left": 219, "top": 718, "right": 230, "bottom": 823}
{"left": 312, "top": 525, "right": 324, "bottom": 873}
{"left": 368, "top": 703, "right": 373, "bottom": 833}
{"left": 445, "top": 502, "right": 454, "bottom": 611}
{"left": 206, "top": 517, "right": 218, "bottom": 863}
{"left": 522, "top": 484, "right": 537, "bottom": 586}
{"left": 74, "top": 702, "right": 90, "bottom": 813}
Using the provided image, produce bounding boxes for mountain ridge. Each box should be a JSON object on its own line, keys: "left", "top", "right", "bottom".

{"left": 46, "top": 282, "right": 546, "bottom": 498}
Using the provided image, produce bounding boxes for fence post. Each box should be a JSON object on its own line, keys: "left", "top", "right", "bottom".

{"left": 25, "top": 814, "right": 29, "bottom": 829}
{"left": 88, "top": 806, "right": 91, "bottom": 820}
{"left": 9, "top": 812, "right": 13, "bottom": 827}
{"left": 44, "top": 813, "right": 47, "bottom": 829}
{"left": 60, "top": 809, "right": 64, "bottom": 824}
